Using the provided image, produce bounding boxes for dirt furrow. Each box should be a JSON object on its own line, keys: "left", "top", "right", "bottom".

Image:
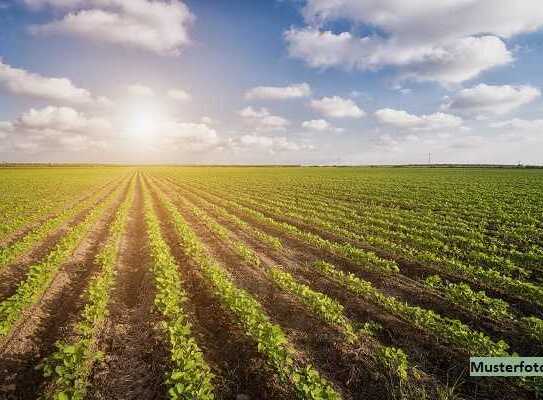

{"left": 0, "top": 177, "right": 121, "bottom": 249}
{"left": 166, "top": 180, "right": 536, "bottom": 354}
{"left": 155, "top": 178, "right": 534, "bottom": 400}
{"left": 146, "top": 176, "right": 293, "bottom": 400}
{"left": 0, "top": 181, "right": 130, "bottom": 400}
{"left": 149, "top": 179, "right": 393, "bottom": 400}
{"left": 88, "top": 176, "right": 169, "bottom": 400}
{"left": 0, "top": 179, "right": 125, "bottom": 303}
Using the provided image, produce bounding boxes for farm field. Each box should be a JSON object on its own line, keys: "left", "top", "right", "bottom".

{"left": 1, "top": 166, "right": 542, "bottom": 400}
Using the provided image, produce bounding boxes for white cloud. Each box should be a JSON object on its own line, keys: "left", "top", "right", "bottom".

{"left": 127, "top": 84, "right": 154, "bottom": 97}
{"left": 301, "top": 119, "right": 343, "bottom": 133}
{"left": 245, "top": 83, "right": 311, "bottom": 100}
{"left": 286, "top": 1, "right": 543, "bottom": 84}
{"left": 442, "top": 84, "right": 541, "bottom": 116}
{"left": 375, "top": 108, "right": 463, "bottom": 131}
{"left": 201, "top": 116, "right": 214, "bottom": 125}
{"left": 491, "top": 118, "right": 543, "bottom": 131}
{"left": 238, "top": 106, "right": 290, "bottom": 131}
{"left": 310, "top": 96, "right": 364, "bottom": 118}
{"left": 18, "top": 106, "right": 112, "bottom": 135}
{"left": 285, "top": 29, "right": 512, "bottom": 85}
{"left": 168, "top": 88, "right": 191, "bottom": 101}
{"left": 234, "top": 134, "right": 313, "bottom": 153}
{"left": 0, "top": 59, "right": 96, "bottom": 104}
{"left": 27, "top": 0, "right": 194, "bottom": 56}
{"left": 160, "top": 121, "right": 219, "bottom": 151}
{"left": 2, "top": 106, "right": 113, "bottom": 153}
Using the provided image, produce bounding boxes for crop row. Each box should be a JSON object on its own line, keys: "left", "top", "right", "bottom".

{"left": 150, "top": 181, "right": 342, "bottom": 400}
{"left": 40, "top": 176, "right": 136, "bottom": 400}
{"left": 0, "top": 177, "right": 129, "bottom": 338}
{"left": 175, "top": 181, "right": 543, "bottom": 310}
{"left": 142, "top": 181, "right": 216, "bottom": 399}
{"left": 0, "top": 177, "right": 120, "bottom": 271}
{"left": 164, "top": 180, "right": 512, "bottom": 357}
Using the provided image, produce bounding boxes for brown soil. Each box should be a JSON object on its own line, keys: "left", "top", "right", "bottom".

{"left": 88, "top": 175, "right": 169, "bottom": 400}
{"left": 158, "top": 177, "right": 536, "bottom": 400}
{"left": 0, "top": 178, "right": 125, "bottom": 303}
{"left": 151, "top": 178, "right": 395, "bottom": 400}
{"left": 169, "top": 179, "right": 540, "bottom": 355}
{"left": 146, "top": 176, "right": 294, "bottom": 400}
{"left": 0, "top": 177, "right": 123, "bottom": 249}
{"left": 0, "top": 180, "right": 130, "bottom": 400}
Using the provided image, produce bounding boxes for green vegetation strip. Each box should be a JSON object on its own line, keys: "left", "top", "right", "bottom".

{"left": 424, "top": 275, "right": 543, "bottom": 343}
{"left": 143, "top": 184, "right": 215, "bottom": 400}
{"left": 153, "top": 183, "right": 342, "bottom": 400}
{"left": 0, "top": 177, "right": 120, "bottom": 270}
{"left": 160, "top": 184, "right": 411, "bottom": 384}
{"left": 184, "top": 182, "right": 543, "bottom": 309}
{"left": 165, "top": 180, "right": 398, "bottom": 275}
{"left": 312, "top": 261, "right": 510, "bottom": 357}
{"left": 0, "top": 178, "right": 128, "bottom": 338}
{"left": 41, "top": 177, "right": 136, "bottom": 400}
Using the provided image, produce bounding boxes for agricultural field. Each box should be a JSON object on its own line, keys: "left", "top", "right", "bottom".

{"left": 0, "top": 165, "right": 542, "bottom": 400}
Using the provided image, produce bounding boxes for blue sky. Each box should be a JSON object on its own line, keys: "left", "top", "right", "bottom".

{"left": 1, "top": 0, "right": 543, "bottom": 164}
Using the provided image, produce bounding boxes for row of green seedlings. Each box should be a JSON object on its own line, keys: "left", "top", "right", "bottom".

{"left": 168, "top": 186, "right": 517, "bottom": 369}
{"left": 310, "top": 182, "right": 543, "bottom": 262}
{"left": 231, "top": 180, "right": 539, "bottom": 271}
{"left": 148, "top": 177, "right": 283, "bottom": 251}
{"left": 0, "top": 178, "right": 129, "bottom": 338}
{"left": 0, "top": 173, "right": 120, "bottom": 242}
{"left": 160, "top": 178, "right": 398, "bottom": 275}
{"left": 142, "top": 184, "right": 215, "bottom": 400}
{"left": 229, "top": 185, "right": 530, "bottom": 279}
{"left": 0, "top": 176, "right": 124, "bottom": 271}
{"left": 156, "top": 184, "right": 415, "bottom": 393}
{"left": 151, "top": 182, "right": 342, "bottom": 400}
{"left": 424, "top": 275, "right": 543, "bottom": 344}
{"left": 311, "top": 260, "right": 509, "bottom": 357}
{"left": 179, "top": 181, "right": 543, "bottom": 310}
{"left": 162, "top": 181, "right": 512, "bottom": 357}
{"left": 39, "top": 177, "right": 136, "bottom": 400}
{"left": 0, "top": 175, "right": 116, "bottom": 247}
{"left": 204, "top": 183, "right": 528, "bottom": 280}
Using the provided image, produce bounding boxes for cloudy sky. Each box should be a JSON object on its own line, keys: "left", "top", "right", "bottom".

{"left": 1, "top": 0, "right": 543, "bottom": 164}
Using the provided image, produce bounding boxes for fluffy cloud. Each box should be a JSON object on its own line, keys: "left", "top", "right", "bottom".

{"left": 233, "top": 134, "right": 313, "bottom": 153}
{"left": 286, "top": 1, "right": 543, "bottom": 84}
{"left": 310, "top": 96, "right": 364, "bottom": 118}
{"left": 375, "top": 108, "right": 463, "bottom": 131}
{"left": 442, "top": 84, "right": 541, "bottom": 116}
{"left": 19, "top": 106, "right": 112, "bottom": 134}
{"left": 239, "top": 106, "right": 290, "bottom": 131}
{"left": 2, "top": 106, "right": 112, "bottom": 153}
{"left": 491, "top": 118, "right": 543, "bottom": 131}
{"left": 301, "top": 119, "right": 343, "bottom": 132}
{"left": 27, "top": 0, "right": 194, "bottom": 56}
{"left": 0, "top": 59, "right": 98, "bottom": 104}
{"left": 160, "top": 121, "right": 219, "bottom": 151}
{"left": 168, "top": 89, "right": 191, "bottom": 101}
{"left": 245, "top": 83, "right": 311, "bottom": 100}
{"left": 126, "top": 84, "right": 154, "bottom": 97}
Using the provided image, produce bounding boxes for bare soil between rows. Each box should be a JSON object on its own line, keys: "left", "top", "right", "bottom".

{"left": 147, "top": 177, "right": 294, "bottom": 400}
{"left": 152, "top": 178, "right": 395, "bottom": 400}
{"left": 0, "top": 179, "right": 123, "bottom": 303}
{"left": 160, "top": 177, "right": 536, "bottom": 400}
{"left": 88, "top": 175, "right": 169, "bottom": 400}
{"left": 0, "top": 180, "right": 131, "bottom": 400}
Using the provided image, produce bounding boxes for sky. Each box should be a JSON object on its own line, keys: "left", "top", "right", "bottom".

{"left": 1, "top": 0, "right": 543, "bottom": 165}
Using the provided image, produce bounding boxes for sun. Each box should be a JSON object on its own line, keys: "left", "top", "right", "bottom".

{"left": 125, "top": 112, "right": 157, "bottom": 137}
{"left": 119, "top": 100, "right": 167, "bottom": 141}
